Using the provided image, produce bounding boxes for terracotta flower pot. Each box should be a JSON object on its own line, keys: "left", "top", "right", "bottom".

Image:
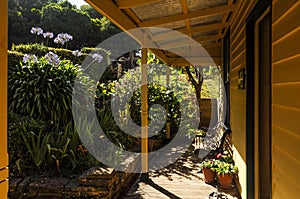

{"left": 217, "top": 173, "right": 234, "bottom": 188}
{"left": 203, "top": 168, "right": 216, "bottom": 183}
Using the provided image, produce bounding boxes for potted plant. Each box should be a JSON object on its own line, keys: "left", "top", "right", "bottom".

{"left": 216, "top": 151, "right": 234, "bottom": 164}
{"left": 215, "top": 161, "right": 238, "bottom": 188}
{"left": 200, "top": 159, "right": 218, "bottom": 183}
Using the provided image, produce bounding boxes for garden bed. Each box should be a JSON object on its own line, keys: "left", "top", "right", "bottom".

{"left": 9, "top": 166, "right": 138, "bottom": 199}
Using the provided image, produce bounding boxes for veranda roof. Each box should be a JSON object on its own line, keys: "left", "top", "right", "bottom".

{"left": 85, "top": 0, "right": 238, "bottom": 66}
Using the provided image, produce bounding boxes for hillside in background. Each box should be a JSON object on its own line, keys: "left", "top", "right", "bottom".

{"left": 8, "top": 0, "right": 121, "bottom": 49}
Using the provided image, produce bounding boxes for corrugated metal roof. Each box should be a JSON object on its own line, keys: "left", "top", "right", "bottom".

{"left": 132, "top": 0, "right": 182, "bottom": 21}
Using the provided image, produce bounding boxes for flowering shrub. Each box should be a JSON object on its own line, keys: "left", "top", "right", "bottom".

{"left": 9, "top": 55, "right": 77, "bottom": 126}
{"left": 8, "top": 26, "right": 110, "bottom": 175}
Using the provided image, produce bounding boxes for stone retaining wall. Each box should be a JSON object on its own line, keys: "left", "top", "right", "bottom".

{"left": 9, "top": 167, "right": 137, "bottom": 199}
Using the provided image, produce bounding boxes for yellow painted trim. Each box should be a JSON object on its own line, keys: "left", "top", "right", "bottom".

{"left": 0, "top": 0, "right": 8, "bottom": 168}
{"left": 0, "top": 180, "right": 8, "bottom": 198}
{"left": 0, "top": 0, "right": 8, "bottom": 198}
{"left": 0, "top": 168, "right": 8, "bottom": 182}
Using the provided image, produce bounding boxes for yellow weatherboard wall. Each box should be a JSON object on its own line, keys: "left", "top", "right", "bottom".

{"left": 272, "top": 0, "right": 300, "bottom": 198}
{"left": 229, "top": 0, "right": 258, "bottom": 198}
{"left": 0, "top": 0, "right": 8, "bottom": 197}
{"left": 229, "top": 0, "right": 300, "bottom": 198}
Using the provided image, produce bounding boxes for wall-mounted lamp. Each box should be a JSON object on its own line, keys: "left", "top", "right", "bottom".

{"left": 238, "top": 68, "right": 246, "bottom": 89}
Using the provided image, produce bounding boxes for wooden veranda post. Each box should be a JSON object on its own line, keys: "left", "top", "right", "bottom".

{"left": 0, "top": 0, "right": 9, "bottom": 197}
{"left": 141, "top": 48, "right": 148, "bottom": 174}
{"left": 166, "top": 66, "right": 171, "bottom": 139}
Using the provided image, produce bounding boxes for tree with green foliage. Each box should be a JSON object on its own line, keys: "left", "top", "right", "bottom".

{"left": 8, "top": 0, "right": 120, "bottom": 49}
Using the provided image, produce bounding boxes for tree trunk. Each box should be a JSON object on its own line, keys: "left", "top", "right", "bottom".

{"left": 185, "top": 66, "right": 203, "bottom": 128}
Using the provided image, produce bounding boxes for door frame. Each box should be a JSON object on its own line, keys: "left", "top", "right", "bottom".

{"left": 246, "top": 0, "right": 272, "bottom": 198}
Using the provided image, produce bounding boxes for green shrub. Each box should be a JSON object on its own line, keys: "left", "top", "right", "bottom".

{"left": 47, "top": 122, "right": 77, "bottom": 172}
{"left": 12, "top": 43, "right": 110, "bottom": 64}
{"left": 8, "top": 112, "right": 47, "bottom": 176}
{"left": 12, "top": 43, "right": 49, "bottom": 56}
{"left": 8, "top": 112, "right": 98, "bottom": 176}
{"left": 8, "top": 51, "right": 24, "bottom": 72}
{"left": 81, "top": 47, "right": 110, "bottom": 55}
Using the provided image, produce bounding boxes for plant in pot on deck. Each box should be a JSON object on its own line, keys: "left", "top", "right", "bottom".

{"left": 200, "top": 159, "right": 218, "bottom": 183}
{"left": 215, "top": 161, "right": 238, "bottom": 188}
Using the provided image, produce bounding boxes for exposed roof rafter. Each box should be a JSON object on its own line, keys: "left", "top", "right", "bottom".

{"left": 218, "top": 0, "right": 234, "bottom": 42}
{"left": 180, "top": 0, "right": 192, "bottom": 37}
{"left": 158, "top": 34, "right": 222, "bottom": 50}
{"left": 151, "top": 22, "right": 229, "bottom": 41}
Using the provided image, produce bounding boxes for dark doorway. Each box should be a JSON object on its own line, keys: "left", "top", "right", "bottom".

{"left": 246, "top": 1, "right": 272, "bottom": 198}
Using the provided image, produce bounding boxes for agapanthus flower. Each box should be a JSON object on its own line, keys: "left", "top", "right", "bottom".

{"left": 92, "top": 53, "right": 103, "bottom": 63}
{"left": 54, "top": 37, "right": 65, "bottom": 45}
{"left": 45, "top": 51, "right": 59, "bottom": 66}
{"left": 22, "top": 54, "right": 38, "bottom": 64}
{"left": 30, "top": 27, "right": 43, "bottom": 35}
{"left": 72, "top": 50, "right": 82, "bottom": 57}
{"left": 43, "top": 32, "right": 54, "bottom": 39}
{"left": 54, "top": 33, "right": 73, "bottom": 45}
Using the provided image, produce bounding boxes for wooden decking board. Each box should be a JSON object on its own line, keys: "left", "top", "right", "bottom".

{"left": 123, "top": 149, "right": 241, "bottom": 199}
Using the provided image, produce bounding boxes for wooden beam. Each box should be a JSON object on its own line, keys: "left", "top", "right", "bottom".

{"left": 151, "top": 23, "right": 229, "bottom": 41}
{"left": 166, "top": 66, "right": 171, "bottom": 139}
{"left": 169, "top": 57, "right": 219, "bottom": 66}
{"left": 116, "top": 0, "right": 160, "bottom": 9}
{"left": 86, "top": 0, "right": 137, "bottom": 32}
{"left": 194, "top": 34, "right": 223, "bottom": 43}
{"left": 184, "top": 23, "right": 228, "bottom": 35}
{"left": 159, "top": 38, "right": 196, "bottom": 50}
{"left": 149, "top": 48, "right": 170, "bottom": 65}
{"left": 161, "top": 34, "right": 222, "bottom": 50}
{"left": 123, "top": 8, "right": 142, "bottom": 23}
{"left": 0, "top": 0, "right": 9, "bottom": 197}
{"left": 138, "top": 5, "right": 236, "bottom": 27}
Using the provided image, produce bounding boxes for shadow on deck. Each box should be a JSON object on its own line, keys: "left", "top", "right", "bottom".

{"left": 123, "top": 147, "right": 241, "bottom": 199}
